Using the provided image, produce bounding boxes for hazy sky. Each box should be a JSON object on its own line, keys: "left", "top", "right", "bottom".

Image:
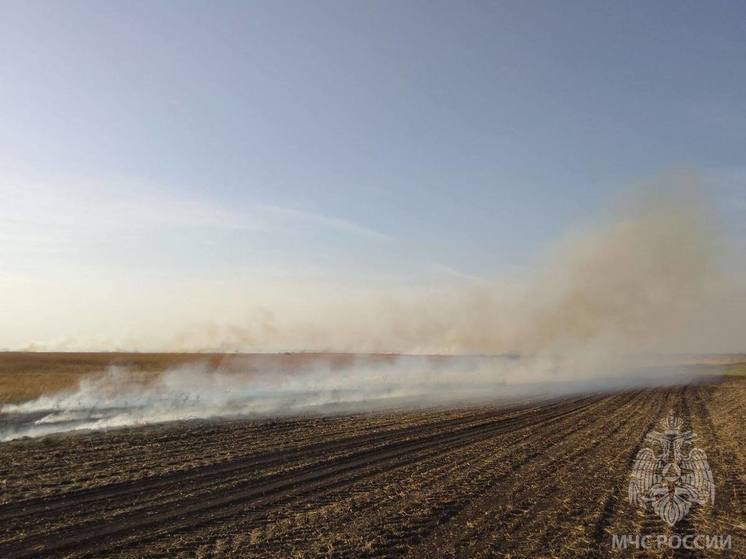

{"left": 1, "top": 1, "right": 745, "bottom": 351}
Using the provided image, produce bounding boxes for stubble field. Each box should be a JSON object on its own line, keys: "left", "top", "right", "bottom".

{"left": 0, "top": 354, "right": 744, "bottom": 558}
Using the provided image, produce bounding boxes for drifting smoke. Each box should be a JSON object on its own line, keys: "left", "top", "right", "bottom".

{"left": 0, "top": 354, "right": 701, "bottom": 441}
{"left": 184, "top": 177, "right": 715, "bottom": 361}
{"left": 1, "top": 177, "right": 738, "bottom": 440}
{"left": 498, "top": 181, "right": 714, "bottom": 369}
{"left": 149, "top": 177, "right": 722, "bottom": 361}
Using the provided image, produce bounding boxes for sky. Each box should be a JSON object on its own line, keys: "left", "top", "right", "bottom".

{"left": 1, "top": 1, "right": 745, "bottom": 352}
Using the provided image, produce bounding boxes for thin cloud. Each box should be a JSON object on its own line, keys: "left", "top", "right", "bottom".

{"left": 0, "top": 176, "right": 393, "bottom": 257}
{"left": 258, "top": 204, "right": 393, "bottom": 241}
{"left": 431, "top": 263, "right": 487, "bottom": 284}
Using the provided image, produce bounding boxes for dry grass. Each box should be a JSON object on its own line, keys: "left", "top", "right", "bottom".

{"left": 721, "top": 361, "right": 746, "bottom": 376}
{"left": 0, "top": 352, "right": 186, "bottom": 403}
{"left": 0, "top": 352, "right": 743, "bottom": 404}
{"left": 0, "top": 351, "right": 405, "bottom": 403}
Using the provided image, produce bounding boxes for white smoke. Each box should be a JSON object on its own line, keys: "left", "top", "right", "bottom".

{"left": 0, "top": 176, "right": 738, "bottom": 440}
{"left": 0, "top": 353, "right": 701, "bottom": 441}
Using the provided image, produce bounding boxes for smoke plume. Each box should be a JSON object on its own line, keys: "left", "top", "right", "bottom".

{"left": 2, "top": 176, "right": 740, "bottom": 440}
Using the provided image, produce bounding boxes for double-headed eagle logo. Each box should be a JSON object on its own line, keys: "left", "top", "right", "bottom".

{"left": 628, "top": 410, "right": 715, "bottom": 526}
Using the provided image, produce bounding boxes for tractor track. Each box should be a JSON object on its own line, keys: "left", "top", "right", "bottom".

{"left": 0, "top": 395, "right": 601, "bottom": 558}
{"left": 1, "top": 378, "right": 742, "bottom": 559}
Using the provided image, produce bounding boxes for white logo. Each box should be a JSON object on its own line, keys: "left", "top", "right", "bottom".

{"left": 628, "top": 410, "right": 715, "bottom": 526}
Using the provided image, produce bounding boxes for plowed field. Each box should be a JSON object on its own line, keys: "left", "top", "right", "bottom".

{"left": 0, "top": 377, "right": 744, "bottom": 558}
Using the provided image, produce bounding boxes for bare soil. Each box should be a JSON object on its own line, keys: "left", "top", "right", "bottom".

{"left": 0, "top": 374, "right": 743, "bottom": 558}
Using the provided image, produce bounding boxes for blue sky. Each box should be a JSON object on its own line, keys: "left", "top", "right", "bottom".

{"left": 1, "top": 1, "right": 745, "bottom": 350}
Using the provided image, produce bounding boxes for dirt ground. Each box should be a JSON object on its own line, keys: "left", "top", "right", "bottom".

{"left": 0, "top": 374, "right": 743, "bottom": 558}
